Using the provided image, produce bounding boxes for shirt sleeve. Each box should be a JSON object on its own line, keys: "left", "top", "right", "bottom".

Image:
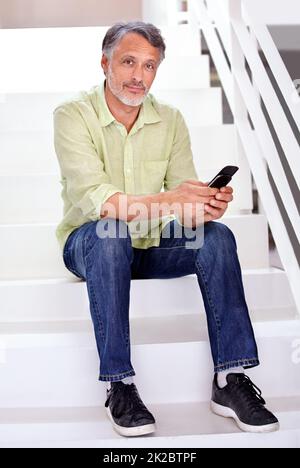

{"left": 53, "top": 104, "right": 124, "bottom": 220}
{"left": 164, "top": 110, "right": 199, "bottom": 191}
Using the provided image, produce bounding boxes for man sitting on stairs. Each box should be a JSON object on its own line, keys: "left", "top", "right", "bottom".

{"left": 54, "top": 21, "right": 279, "bottom": 437}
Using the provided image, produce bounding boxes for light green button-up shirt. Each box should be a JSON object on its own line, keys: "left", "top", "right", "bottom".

{"left": 54, "top": 81, "right": 199, "bottom": 253}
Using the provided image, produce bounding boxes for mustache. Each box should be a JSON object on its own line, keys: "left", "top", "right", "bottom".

{"left": 124, "top": 81, "right": 147, "bottom": 90}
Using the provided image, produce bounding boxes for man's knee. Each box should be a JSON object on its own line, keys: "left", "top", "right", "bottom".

{"left": 96, "top": 217, "right": 131, "bottom": 240}
{"left": 205, "top": 221, "right": 237, "bottom": 249}
{"left": 85, "top": 218, "right": 132, "bottom": 259}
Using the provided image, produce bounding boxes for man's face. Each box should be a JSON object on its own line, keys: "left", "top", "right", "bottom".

{"left": 101, "top": 32, "right": 161, "bottom": 107}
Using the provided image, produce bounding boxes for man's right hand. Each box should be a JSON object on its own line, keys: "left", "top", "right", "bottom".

{"left": 168, "top": 180, "right": 220, "bottom": 228}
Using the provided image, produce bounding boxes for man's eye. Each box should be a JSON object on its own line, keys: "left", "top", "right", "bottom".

{"left": 146, "top": 64, "right": 155, "bottom": 71}
{"left": 124, "top": 59, "right": 134, "bottom": 65}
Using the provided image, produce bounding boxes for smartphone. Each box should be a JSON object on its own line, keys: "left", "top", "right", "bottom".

{"left": 208, "top": 165, "right": 239, "bottom": 189}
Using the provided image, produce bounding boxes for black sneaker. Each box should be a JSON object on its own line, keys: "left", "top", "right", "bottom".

{"left": 105, "top": 381, "right": 156, "bottom": 437}
{"left": 211, "top": 373, "right": 280, "bottom": 433}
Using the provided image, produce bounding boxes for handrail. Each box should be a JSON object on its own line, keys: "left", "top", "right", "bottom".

{"left": 205, "top": 1, "right": 300, "bottom": 242}
{"left": 188, "top": 0, "right": 300, "bottom": 314}
{"left": 243, "top": 2, "right": 300, "bottom": 130}
{"left": 230, "top": 10, "right": 300, "bottom": 189}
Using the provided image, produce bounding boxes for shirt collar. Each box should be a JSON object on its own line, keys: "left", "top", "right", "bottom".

{"left": 139, "top": 93, "right": 162, "bottom": 126}
{"left": 97, "top": 81, "right": 116, "bottom": 127}
{"left": 96, "top": 81, "right": 162, "bottom": 129}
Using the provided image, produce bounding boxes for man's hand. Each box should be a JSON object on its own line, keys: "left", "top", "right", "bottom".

{"left": 203, "top": 183, "right": 234, "bottom": 222}
{"left": 168, "top": 180, "right": 234, "bottom": 227}
{"left": 168, "top": 180, "right": 219, "bottom": 228}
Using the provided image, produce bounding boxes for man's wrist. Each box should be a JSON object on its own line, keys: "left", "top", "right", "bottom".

{"left": 127, "top": 191, "right": 177, "bottom": 221}
{"left": 159, "top": 189, "right": 175, "bottom": 205}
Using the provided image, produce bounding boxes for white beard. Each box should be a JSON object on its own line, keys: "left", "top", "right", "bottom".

{"left": 106, "top": 65, "right": 149, "bottom": 107}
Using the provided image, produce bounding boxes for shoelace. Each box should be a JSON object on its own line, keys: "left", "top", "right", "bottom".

{"left": 234, "top": 374, "right": 266, "bottom": 412}
{"left": 106, "top": 383, "right": 149, "bottom": 418}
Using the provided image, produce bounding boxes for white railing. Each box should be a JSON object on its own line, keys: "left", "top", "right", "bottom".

{"left": 182, "top": 0, "right": 300, "bottom": 313}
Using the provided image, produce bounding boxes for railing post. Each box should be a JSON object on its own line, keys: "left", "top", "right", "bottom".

{"left": 225, "top": 0, "right": 247, "bottom": 122}
{"left": 225, "top": 0, "right": 254, "bottom": 214}
{"left": 248, "top": 24, "right": 266, "bottom": 216}
{"left": 223, "top": 1, "right": 300, "bottom": 312}
{"left": 190, "top": 0, "right": 300, "bottom": 313}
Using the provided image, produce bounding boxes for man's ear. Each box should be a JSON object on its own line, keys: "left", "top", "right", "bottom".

{"left": 101, "top": 54, "right": 109, "bottom": 77}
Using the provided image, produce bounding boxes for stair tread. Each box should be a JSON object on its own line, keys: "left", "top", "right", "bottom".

{"left": 1, "top": 267, "right": 295, "bottom": 326}
{"left": 0, "top": 266, "right": 287, "bottom": 287}
{"left": 1, "top": 306, "right": 297, "bottom": 329}
{"left": 1, "top": 396, "right": 300, "bottom": 447}
{"left": 1, "top": 314, "right": 299, "bottom": 345}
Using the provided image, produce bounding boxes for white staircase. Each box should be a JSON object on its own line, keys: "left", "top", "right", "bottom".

{"left": 0, "top": 24, "right": 299, "bottom": 448}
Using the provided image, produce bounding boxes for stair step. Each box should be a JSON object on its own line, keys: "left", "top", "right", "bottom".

{"left": 0, "top": 124, "right": 244, "bottom": 177}
{"left": 0, "top": 27, "right": 109, "bottom": 93}
{"left": 160, "top": 25, "right": 202, "bottom": 57}
{"left": 0, "top": 124, "right": 253, "bottom": 219}
{"left": 0, "top": 269, "right": 295, "bottom": 323}
{"left": 0, "top": 88, "right": 222, "bottom": 133}
{"left": 0, "top": 173, "right": 62, "bottom": 224}
{"left": 153, "top": 88, "right": 223, "bottom": 126}
{"left": 0, "top": 92, "right": 79, "bottom": 132}
{"left": 190, "top": 124, "right": 254, "bottom": 213}
{"left": 0, "top": 171, "right": 251, "bottom": 226}
{"left": 0, "top": 126, "right": 253, "bottom": 214}
{"left": 0, "top": 214, "right": 269, "bottom": 280}
{"left": 1, "top": 316, "right": 299, "bottom": 407}
{"left": 0, "top": 130, "right": 58, "bottom": 175}
{"left": 1, "top": 397, "right": 299, "bottom": 447}
{"left": 0, "top": 307, "right": 297, "bottom": 334}
{"left": 0, "top": 25, "right": 201, "bottom": 94}
{"left": 152, "top": 55, "right": 210, "bottom": 90}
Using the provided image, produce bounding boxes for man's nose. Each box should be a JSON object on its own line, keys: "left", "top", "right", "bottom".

{"left": 131, "top": 63, "right": 144, "bottom": 83}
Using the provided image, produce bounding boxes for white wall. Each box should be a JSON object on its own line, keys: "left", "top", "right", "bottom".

{"left": 243, "top": 0, "right": 300, "bottom": 25}
{"left": 143, "top": 0, "right": 172, "bottom": 26}
{"left": 2, "top": 0, "right": 300, "bottom": 29}
{"left": 143, "top": 0, "right": 300, "bottom": 26}
{"left": 0, "top": 0, "right": 142, "bottom": 28}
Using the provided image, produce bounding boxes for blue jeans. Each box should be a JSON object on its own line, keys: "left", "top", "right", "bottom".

{"left": 63, "top": 218, "right": 259, "bottom": 382}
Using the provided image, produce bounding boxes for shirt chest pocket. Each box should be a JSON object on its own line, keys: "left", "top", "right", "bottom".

{"left": 138, "top": 159, "right": 169, "bottom": 195}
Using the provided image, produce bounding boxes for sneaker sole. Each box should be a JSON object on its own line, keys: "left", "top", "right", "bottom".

{"left": 106, "top": 407, "right": 156, "bottom": 437}
{"left": 211, "top": 401, "right": 280, "bottom": 433}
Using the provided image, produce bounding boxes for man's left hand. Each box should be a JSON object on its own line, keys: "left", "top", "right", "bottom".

{"left": 204, "top": 185, "right": 234, "bottom": 222}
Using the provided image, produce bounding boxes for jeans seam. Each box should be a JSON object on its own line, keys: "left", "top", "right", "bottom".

{"left": 86, "top": 255, "right": 105, "bottom": 341}
{"left": 195, "top": 257, "right": 222, "bottom": 365}
{"left": 69, "top": 268, "right": 82, "bottom": 279}
{"left": 84, "top": 222, "right": 133, "bottom": 262}
{"left": 84, "top": 223, "right": 100, "bottom": 260}
{"left": 215, "top": 358, "right": 259, "bottom": 371}
{"left": 99, "top": 369, "right": 135, "bottom": 380}
{"left": 215, "top": 358, "right": 258, "bottom": 367}
{"left": 63, "top": 248, "right": 82, "bottom": 279}
{"left": 149, "top": 245, "right": 195, "bottom": 251}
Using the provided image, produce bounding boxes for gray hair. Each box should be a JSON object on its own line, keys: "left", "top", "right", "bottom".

{"left": 102, "top": 21, "right": 166, "bottom": 63}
